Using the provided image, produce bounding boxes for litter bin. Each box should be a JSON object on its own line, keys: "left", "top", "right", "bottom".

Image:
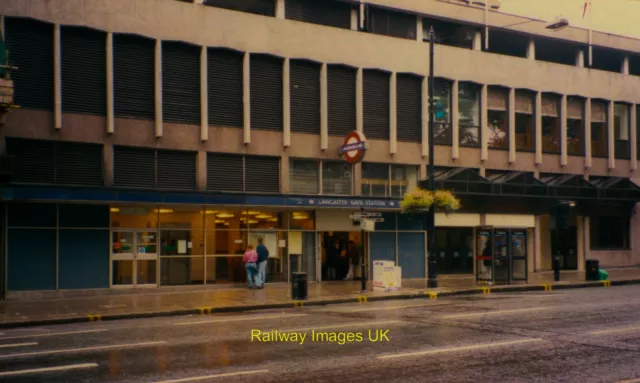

{"left": 585, "top": 259, "right": 599, "bottom": 281}
{"left": 291, "top": 272, "right": 308, "bottom": 300}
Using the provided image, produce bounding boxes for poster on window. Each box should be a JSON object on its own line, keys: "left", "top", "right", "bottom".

{"left": 248, "top": 232, "right": 279, "bottom": 259}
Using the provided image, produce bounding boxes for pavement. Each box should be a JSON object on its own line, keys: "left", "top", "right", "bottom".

{"left": 2, "top": 285, "right": 640, "bottom": 381}
{"left": 1, "top": 267, "right": 639, "bottom": 328}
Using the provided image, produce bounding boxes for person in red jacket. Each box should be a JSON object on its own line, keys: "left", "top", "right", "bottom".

{"left": 243, "top": 245, "right": 259, "bottom": 289}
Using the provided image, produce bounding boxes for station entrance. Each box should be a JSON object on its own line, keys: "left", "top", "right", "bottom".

{"left": 475, "top": 226, "right": 528, "bottom": 285}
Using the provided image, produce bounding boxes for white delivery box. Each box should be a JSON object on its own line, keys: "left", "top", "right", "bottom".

{"left": 373, "top": 261, "right": 402, "bottom": 292}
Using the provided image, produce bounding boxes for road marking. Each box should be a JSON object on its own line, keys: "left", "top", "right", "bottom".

{"left": 324, "top": 303, "right": 435, "bottom": 313}
{"left": 441, "top": 307, "right": 546, "bottom": 319}
{"left": 589, "top": 326, "right": 640, "bottom": 335}
{"left": 0, "top": 341, "right": 166, "bottom": 359}
{"left": 0, "top": 363, "right": 99, "bottom": 377}
{"left": 0, "top": 329, "right": 107, "bottom": 341}
{"left": 618, "top": 379, "right": 640, "bottom": 383}
{"left": 277, "top": 320, "right": 403, "bottom": 334}
{"left": 377, "top": 338, "right": 544, "bottom": 360}
{"left": 154, "top": 369, "right": 269, "bottom": 383}
{"left": 175, "top": 313, "right": 307, "bottom": 326}
{"left": 0, "top": 342, "right": 37, "bottom": 349}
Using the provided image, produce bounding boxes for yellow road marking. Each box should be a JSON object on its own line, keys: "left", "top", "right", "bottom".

{"left": 357, "top": 295, "right": 368, "bottom": 303}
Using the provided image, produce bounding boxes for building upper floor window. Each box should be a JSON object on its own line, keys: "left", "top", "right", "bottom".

{"left": 614, "top": 103, "right": 630, "bottom": 160}
{"left": 207, "top": 153, "right": 280, "bottom": 193}
{"left": 366, "top": 5, "right": 416, "bottom": 40}
{"left": 422, "top": 17, "right": 477, "bottom": 49}
{"left": 361, "top": 163, "right": 419, "bottom": 199}
{"left": 285, "top": 0, "right": 352, "bottom": 29}
{"left": 433, "top": 78, "right": 452, "bottom": 145}
{"left": 591, "top": 100, "right": 608, "bottom": 158}
{"left": 203, "top": 0, "right": 276, "bottom": 17}
{"left": 567, "top": 96, "right": 585, "bottom": 156}
{"left": 487, "top": 86, "right": 508, "bottom": 150}
{"left": 289, "top": 159, "right": 353, "bottom": 196}
{"left": 541, "top": 94, "right": 561, "bottom": 154}
{"left": 590, "top": 216, "right": 629, "bottom": 250}
{"left": 458, "top": 82, "right": 481, "bottom": 148}
{"left": 515, "top": 90, "right": 535, "bottom": 152}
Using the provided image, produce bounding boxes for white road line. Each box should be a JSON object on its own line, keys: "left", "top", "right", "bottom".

{"left": 441, "top": 307, "right": 547, "bottom": 319}
{"left": 0, "top": 341, "right": 166, "bottom": 359}
{"left": 277, "top": 320, "right": 404, "bottom": 334}
{"left": 377, "top": 338, "right": 544, "bottom": 360}
{"left": 0, "top": 342, "right": 37, "bottom": 349}
{"left": 589, "top": 326, "right": 640, "bottom": 335}
{"left": 618, "top": 378, "right": 640, "bottom": 383}
{"left": 0, "top": 329, "right": 107, "bottom": 341}
{"left": 154, "top": 369, "right": 269, "bottom": 383}
{"left": 0, "top": 363, "right": 99, "bottom": 377}
{"left": 175, "top": 313, "right": 307, "bottom": 326}
{"left": 322, "top": 303, "right": 436, "bottom": 313}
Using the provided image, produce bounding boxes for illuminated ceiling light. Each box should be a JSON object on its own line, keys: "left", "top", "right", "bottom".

{"left": 216, "top": 213, "right": 234, "bottom": 218}
{"left": 268, "top": 218, "right": 278, "bottom": 222}
{"left": 247, "top": 219, "right": 259, "bottom": 224}
{"left": 293, "top": 214, "right": 308, "bottom": 220}
{"left": 241, "top": 210, "right": 260, "bottom": 215}
{"left": 255, "top": 214, "right": 271, "bottom": 219}
{"left": 215, "top": 219, "right": 225, "bottom": 224}
{"left": 154, "top": 208, "right": 174, "bottom": 214}
{"left": 110, "top": 207, "right": 120, "bottom": 213}
{"left": 224, "top": 222, "right": 230, "bottom": 226}
{"left": 203, "top": 210, "right": 218, "bottom": 215}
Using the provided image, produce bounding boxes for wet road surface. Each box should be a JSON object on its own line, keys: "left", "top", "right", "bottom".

{"left": 1, "top": 286, "right": 640, "bottom": 382}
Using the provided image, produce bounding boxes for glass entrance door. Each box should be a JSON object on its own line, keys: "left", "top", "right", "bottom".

{"left": 510, "top": 230, "right": 528, "bottom": 281}
{"left": 493, "top": 230, "right": 510, "bottom": 284}
{"left": 111, "top": 230, "right": 158, "bottom": 287}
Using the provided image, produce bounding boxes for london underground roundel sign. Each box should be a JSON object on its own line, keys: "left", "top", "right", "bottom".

{"left": 339, "top": 131, "right": 368, "bottom": 164}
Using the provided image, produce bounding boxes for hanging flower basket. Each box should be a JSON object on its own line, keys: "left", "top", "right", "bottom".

{"left": 401, "top": 188, "right": 461, "bottom": 215}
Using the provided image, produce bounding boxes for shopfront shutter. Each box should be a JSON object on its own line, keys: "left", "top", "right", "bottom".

{"left": 162, "top": 41, "right": 201, "bottom": 125}
{"left": 289, "top": 159, "right": 319, "bottom": 194}
{"left": 4, "top": 17, "right": 54, "bottom": 111}
{"left": 113, "top": 146, "right": 155, "bottom": 189}
{"left": 487, "top": 86, "right": 508, "bottom": 111}
{"left": 245, "top": 156, "right": 280, "bottom": 193}
{"left": 60, "top": 26, "right": 106, "bottom": 115}
{"left": 515, "top": 90, "right": 534, "bottom": 114}
{"left": 56, "top": 141, "right": 103, "bottom": 186}
{"left": 5, "top": 138, "right": 55, "bottom": 184}
{"left": 250, "top": 54, "right": 283, "bottom": 131}
{"left": 206, "top": 153, "right": 243, "bottom": 192}
{"left": 396, "top": 73, "right": 422, "bottom": 142}
{"left": 285, "top": 0, "right": 352, "bottom": 29}
{"left": 290, "top": 59, "right": 321, "bottom": 134}
{"left": 157, "top": 149, "right": 196, "bottom": 190}
{"left": 327, "top": 64, "right": 356, "bottom": 137}
{"left": 567, "top": 97, "right": 584, "bottom": 119}
{"left": 541, "top": 94, "right": 560, "bottom": 117}
{"left": 591, "top": 101, "right": 607, "bottom": 123}
{"left": 113, "top": 34, "right": 155, "bottom": 120}
{"left": 203, "top": 0, "right": 276, "bottom": 16}
{"left": 207, "top": 48, "right": 244, "bottom": 127}
{"left": 363, "top": 69, "right": 390, "bottom": 140}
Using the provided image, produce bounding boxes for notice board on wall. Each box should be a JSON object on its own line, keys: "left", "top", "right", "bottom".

{"left": 248, "top": 232, "right": 279, "bottom": 259}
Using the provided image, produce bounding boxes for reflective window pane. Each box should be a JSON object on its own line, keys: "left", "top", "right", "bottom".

{"left": 361, "top": 163, "right": 389, "bottom": 198}
{"left": 322, "top": 162, "right": 353, "bottom": 195}
{"left": 159, "top": 206, "right": 204, "bottom": 230}
{"left": 390, "top": 165, "right": 419, "bottom": 199}
{"left": 112, "top": 232, "right": 134, "bottom": 254}
{"left": 205, "top": 230, "right": 247, "bottom": 256}
{"left": 488, "top": 110, "right": 508, "bottom": 149}
{"left": 458, "top": 82, "right": 480, "bottom": 147}
{"left": 160, "top": 230, "right": 205, "bottom": 256}
{"left": 542, "top": 116, "right": 560, "bottom": 153}
{"left": 290, "top": 159, "right": 320, "bottom": 195}
{"left": 136, "top": 260, "right": 157, "bottom": 285}
{"left": 289, "top": 211, "right": 315, "bottom": 230}
{"left": 136, "top": 232, "right": 158, "bottom": 255}
{"left": 160, "top": 257, "right": 204, "bottom": 286}
{"left": 515, "top": 113, "right": 535, "bottom": 151}
{"left": 112, "top": 260, "right": 133, "bottom": 285}
{"left": 110, "top": 206, "right": 158, "bottom": 229}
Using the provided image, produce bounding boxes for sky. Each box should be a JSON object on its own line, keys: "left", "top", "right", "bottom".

{"left": 498, "top": 0, "right": 640, "bottom": 38}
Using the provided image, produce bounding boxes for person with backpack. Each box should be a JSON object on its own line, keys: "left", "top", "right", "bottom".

{"left": 256, "top": 237, "right": 269, "bottom": 289}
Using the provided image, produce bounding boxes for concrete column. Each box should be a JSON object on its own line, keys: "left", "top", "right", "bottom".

{"left": 585, "top": 98, "right": 592, "bottom": 168}
{"left": 576, "top": 49, "right": 585, "bottom": 68}
{"left": 54, "top": 24, "right": 61, "bottom": 130}
{"left": 561, "top": 95, "right": 568, "bottom": 166}
{"left": 243, "top": 53, "right": 251, "bottom": 144}
{"left": 197, "top": 151, "right": 206, "bottom": 191}
{"left": 103, "top": 143, "right": 114, "bottom": 187}
{"left": 354, "top": 163, "right": 362, "bottom": 196}
{"left": 631, "top": 104, "right": 637, "bottom": 170}
{"left": 280, "top": 155, "right": 290, "bottom": 193}
{"left": 416, "top": 17, "right": 423, "bottom": 42}
{"left": 480, "top": 84, "right": 488, "bottom": 161}
{"left": 622, "top": 56, "right": 630, "bottom": 75}
{"left": 154, "top": 40, "right": 163, "bottom": 138}
{"left": 535, "top": 92, "right": 542, "bottom": 164}
{"left": 473, "top": 31, "right": 482, "bottom": 51}
{"left": 422, "top": 77, "right": 429, "bottom": 158}
{"left": 534, "top": 215, "right": 542, "bottom": 271}
{"left": 389, "top": 72, "right": 397, "bottom": 155}
{"left": 356, "top": 68, "right": 363, "bottom": 133}
{"left": 283, "top": 58, "right": 291, "bottom": 148}
{"left": 526, "top": 39, "right": 535, "bottom": 60}
{"left": 320, "top": 63, "right": 328, "bottom": 150}
{"left": 582, "top": 216, "right": 590, "bottom": 266}
{"left": 350, "top": 8, "right": 358, "bottom": 31}
{"left": 451, "top": 80, "right": 459, "bottom": 159}
{"left": 509, "top": 88, "right": 516, "bottom": 163}
{"left": 200, "top": 46, "right": 208, "bottom": 142}
{"left": 577, "top": 216, "right": 585, "bottom": 272}
{"left": 275, "top": 0, "right": 285, "bottom": 19}
{"left": 420, "top": 163, "right": 427, "bottom": 180}
{"left": 608, "top": 101, "right": 615, "bottom": 169}
{"left": 106, "top": 32, "right": 114, "bottom": 135}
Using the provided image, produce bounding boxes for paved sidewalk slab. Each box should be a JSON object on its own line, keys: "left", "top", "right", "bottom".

{"left": 0, "top": 268, "right": 638, "bottom": 328}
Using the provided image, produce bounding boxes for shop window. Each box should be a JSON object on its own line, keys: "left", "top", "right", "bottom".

{"left": 515, "top": 90, "right": 535, "bottom": 151}
{"left": 614, "top": 103, "right": 630, "bottom": 160}
{"left": 567, "top": 97, "right": 585, "bottom": 156}
{"left": 458, "top": 82, "right": 480, "bottom": 147}
{"left": 366, "top": 6, "right": 417, "bottom": 40}
{"left": 322, "top": 161, "right": 353, "bottom": 195}
{"left": 161, "top": 257, "right": 205, "bottom": 286}
{"left": 158, "top": 207, "right": 205, "bottom": 286}
{"left": 363, "top": 69, "right": 390, "bottom": 140}
{"left": 541, "top": 94, "right": 560, "bottom": 154}
{"left": 591, "top": 100, "right": 608, "bottom": 158}
{"left": 289, "top": 211, "right": 315, "bottom": 230}
{"left": 590, "top": 216, "right": 629, "bottom": 249}
{"left": 289, "top": 159, "right": 319, "bottom": 195}
{"left": 433, "top": 78, "right": 452, "bottom": 145}
{"left": 396, "top": 73, "right": 422, "bottom": 142}
{"left": 203, "top": 0, "right": 276, "bottom": 17}
{"left": 487, "top": 86, "right": 508, "bottom": 150}
{"left": 110, "top": 206, "right": 159, "bottom": 229}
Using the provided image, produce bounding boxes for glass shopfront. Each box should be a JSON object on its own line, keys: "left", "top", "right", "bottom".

{"left": 475, "top": 227, "right": 528, "bottom": 284}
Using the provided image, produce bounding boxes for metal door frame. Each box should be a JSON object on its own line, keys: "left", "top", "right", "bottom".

{"left": 110, "top": 229, "right": 159, "bottom": 288}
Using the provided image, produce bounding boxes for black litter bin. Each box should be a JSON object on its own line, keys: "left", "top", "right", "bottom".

{"left": 291, "top": 272, "right": 308, "bottom": 300}
{"left": 585, "top": 259, "right": 599, "bottom": 281}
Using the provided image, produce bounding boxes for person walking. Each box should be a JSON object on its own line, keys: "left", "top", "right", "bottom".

{"left": 256, "top": 237, "right": 269, "bottom": 289}
{"left": 243, "top": 245, "right": 259, "bottom": 289}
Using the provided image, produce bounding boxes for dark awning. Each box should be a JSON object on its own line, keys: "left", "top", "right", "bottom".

{"left": 590, "top": 176, "right": 640, "bottom": 200}
{"left": 433, "top": 168, "right": 492, "bottom": 194}
{"left": 539, "top": 173, "right": 599, "bottom": 199}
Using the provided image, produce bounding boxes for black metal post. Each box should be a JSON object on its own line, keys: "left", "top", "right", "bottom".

{"left": 360, "top": 206, "right": 366, "bottom": 293}
{"left": 553, "top": 226, "right": 561, "bottom": 282}
{"left": 426, "top": 27, "right": 438, "bottom": 289}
